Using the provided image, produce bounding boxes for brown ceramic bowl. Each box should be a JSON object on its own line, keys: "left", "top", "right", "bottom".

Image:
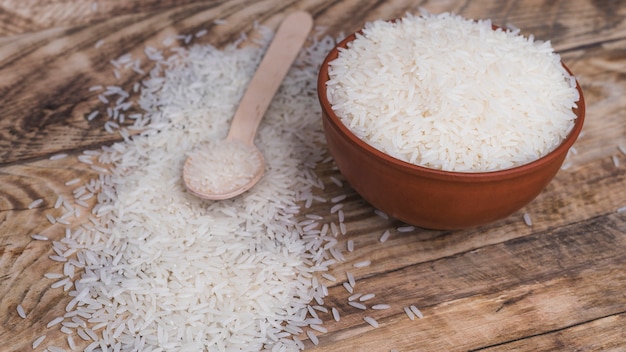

{"left": 317, "top": 31, "right": 585, "bottom": 230}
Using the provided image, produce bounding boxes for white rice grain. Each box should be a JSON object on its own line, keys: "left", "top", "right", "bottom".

{"left": 410, "top": 305, "right": 424, "bottom": 319}
{"left": 50, "top": 153, "right": 68, "bottom": 161}
{"left": 374, "top": 209, "right": 389, "bottom": 220}
{"left": 310, "top": 324, "right": 327, "bottom": 334}
{"left": 379, "top": 230, "right": 390, "bottom": 242}
{"left": 17, "top": 304, "right": 26, "bottom": 318}
{"left": 404, "top": 306, "right": 415, "bottom": 321}
{"left": 87, "top": 110, "right": 100, "bottom": 121}
{"left": 331, "top": 194, "right": 347, "bottom": 203}
{"left": 331, "top": 307, "right": 340, "bottom": 321}
{"left": 46, "top": 214, "right": 56, "bottom": 224}
{"left": 348, "top": 293, "right": 362, "bottom": 301}
{"left": 28, "top": 199, "right": 44, "bottom": 209}
{"left": 65, "top": 178, "right": 81, "bottom": 186}
{"left": 51, "top": 277, "right": 70, "bottom": 288}
{"left": 329, "top": 176, "right": 343, "bottom": 187}
{"left": 330, "top": 203, "right": 343, "bottom": 214}
{"left": 353, "top": 260, "right": 371, "bottom": 268}
{"left": 523, "top": 213, "right": 533, "bottom": 227}
{"left": 47, "top": 316, "right": 64, "bottom": 328}
{"left": 359, "top": 293, "right": 375, "bottom": 301}
{"left": 54, "top": 195, "right": 64, "bottom": 209}
{"left": 44, "top": 272, "right": 63, "bottom": 279}
{"left": 338, "top": 209, "right": 345, "bottom": 223}
{"left": 32, "top": 335, "right": 46, "bottom": 349}
{"left": 68, "top": 335, "right": 77, "bottom": 350}
{"left": 321, "top": 273, "right": 337, "bottom": 282}
{"left": 306, "top": 331, "right": 319, "bottom": 346}
{"left": 77, "top": 328, "right": 91, "bottom": 341}
{"left": 346, "top": 272, "right": 356, "bottom": 288}
{"left": 372, "top": 304, "right": 391, "bottom": 310}
{"left": 364, "top": 316, "right": 379, "bottom": 328}
{"left": 348, "top": 301, "right": 367, "bottom": 310}
{"left": 347, "top": 239, "right": 354, "bottom": 252}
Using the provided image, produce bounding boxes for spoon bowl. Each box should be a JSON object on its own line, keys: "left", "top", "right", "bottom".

{"left": 183, "top": 140, "right": 265, "bottom": 200}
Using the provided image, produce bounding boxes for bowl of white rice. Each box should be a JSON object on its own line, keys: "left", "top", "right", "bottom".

{"left": 317, "top": 13, "right": 585, "bottom": 229}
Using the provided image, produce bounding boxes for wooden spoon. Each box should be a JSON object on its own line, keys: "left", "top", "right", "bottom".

{"left": 182, "top": 11, "right": 313, "bottom": 200}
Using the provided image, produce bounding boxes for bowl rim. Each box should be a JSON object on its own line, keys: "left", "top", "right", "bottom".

{"left": 317, "top": 30, "right": 586, "bottom": 183}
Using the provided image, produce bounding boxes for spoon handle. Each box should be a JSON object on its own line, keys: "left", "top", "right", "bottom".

{"left": 226, "top": 11, "right": 313, "bottom": 145}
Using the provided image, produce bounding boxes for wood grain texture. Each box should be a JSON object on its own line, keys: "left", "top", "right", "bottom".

{"left": 1, "top": 0, "right": 625, "bottom": 351}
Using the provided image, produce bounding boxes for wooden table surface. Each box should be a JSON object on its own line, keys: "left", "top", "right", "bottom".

{"left": 1, "top": 0, "right": 625, "bottom": 351}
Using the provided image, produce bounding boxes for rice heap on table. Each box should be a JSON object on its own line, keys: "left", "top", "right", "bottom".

{"left": 41, "top": 26, "right": 345, "bottom": 351}
{"left": 325, "top": 12, "right": 580, "bottom": 172}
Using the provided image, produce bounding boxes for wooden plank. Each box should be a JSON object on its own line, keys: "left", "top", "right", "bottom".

{"left": 303, "top": 213, "right": 626, "bottom": 351}
{"left": 312, "top": 150, "right": 626, "bottom": 283}
{"left": 477, "top": 313, "right": 626, "bottom": 351}
{"left": 0, "top": 0, "right": 209, "bottom": 36}
{"left": 1, "top": 0, "right": 626, "bottom": 351}
{"left": 1, "top": 137, "right": 624, "bottom": 350}
{"left": 2, "top": 0, "right": 625, "bottom": 46}
{"left": 2, "top": 0, "right": 625, "bottom": 164}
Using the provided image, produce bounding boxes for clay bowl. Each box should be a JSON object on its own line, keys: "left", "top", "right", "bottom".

{"left": 317, "top": 31, "right": 585, "bottom": 230}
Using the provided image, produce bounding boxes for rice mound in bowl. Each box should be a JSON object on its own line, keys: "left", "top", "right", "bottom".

{"left": 325, "top": 12, "right": 580, "bottom": 172}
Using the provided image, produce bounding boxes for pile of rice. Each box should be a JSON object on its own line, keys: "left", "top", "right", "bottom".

{"left": 39, "top": 27, "right": 344, "bottom": 351}
{"left": 325, "top": 12, "right": 580, "bottom": 172}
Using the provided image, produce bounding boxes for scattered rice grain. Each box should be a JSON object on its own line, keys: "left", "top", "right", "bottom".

{"left": 374, "top": 209, "right": 389, "bottom": 220}
{"left": 346, "top": 272, "right": 356, "bottom": 288}
{"left": 50, "top": 153, "right": 68, "bottom": 161}
{"left": 28, "top": 199, "right": 44, "bottom": 209}
{"left": 353, "top": 260, "right": 371, "bottom": 268}
{"left": 364, "top": 316, "right": 379, "bottom": 328}
{"left": 17, "top": 304, "right": 26, "bottom": 318}
{"left": 329, "top": 176, "right": 343, "bottom": 187}
{"left": 65, "top": 178, "right": 81, "bottom": 186}
{"left": 348, "top": 301, "right": 367, "bottom": 310}
{"left": 331, "top": 307, "right": 340, "bottom": 321}
{"left": 32, "top": 335, "right": 46, "bottom": 349}
{"left": 47, "top": 316, "right": 64, "bottom": 328}
{"left": 523, "top": 213, "right": 533, "bottom": 226}
{"left": 409, "top": 305, "right": 424, "bottom": 319}
{"left": 379, "top": 230, "right": 390, "bottom": 242}
{"left": 372, "top": 304, "right": 391, "bottom": 310}
{"left": 348, "top": 293, "right": 362, "bottom": 301}
{"left": 306, "top": 331, "right": 319, "bottom": 346}
{"left": 359, "top": 293, "right": 375, "bottom": 301}
{"left": 397, "top": 225, "right": 415, "bottom": 233}
{"left": 347, "top": 239, "right": 354, "bottom": 252}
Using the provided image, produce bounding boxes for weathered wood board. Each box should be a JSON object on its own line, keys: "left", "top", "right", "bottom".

{"left": 1, "top": 0, "right": 625, "bottom": 351}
